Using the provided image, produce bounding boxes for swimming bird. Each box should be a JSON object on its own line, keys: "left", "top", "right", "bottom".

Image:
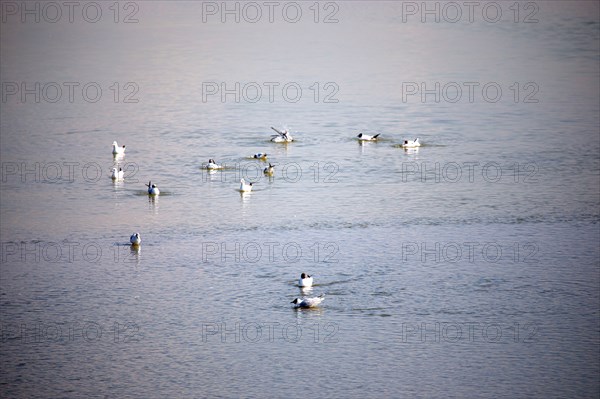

{"left": 207, "top": 159, "right": 223, "bottom": 170}
{"left": 270, "top": 127, "right": 294, "bottom": 143}
{"left": 263, "top": 163, "right": 275, "bottom": 175}
{"left": 357, "top": 133, "right": 380, "bottom": 141}
{"left": 401, "top": 138, "right": 420, "bottom": 148}
{"left": 291, "top": 294, "right": 325, "bottom": 308}
{"left": 299, "top": 273, "right": 313, "bottom": 287}
{"left": 112, "top": 141, "right": 126, "bottom": 155}
{"left": 253, "top": 153, "right": 268, "bottom": 160}
{"left": 146, "top": 181, "right": 160, "bottom": 195}
{"left": 111, "top": 167, "right": 124, "bottom": 180}
{"left": 239, "top": 178, "right": 253, "bottom": 192}
{"left": 130, "top": 232, "right": 141, "bottom": 246}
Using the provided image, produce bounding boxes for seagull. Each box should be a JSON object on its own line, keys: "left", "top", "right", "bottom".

{"left": 291, "top": 294, "right": 325, "bottom": 308}
{"left": 253, "top": 153, "right": 268, "bottom": 160}
{"left": 263, "top": 163, "right": 275, "bottom": 175}
{"left": 146, "top": 181, "right": 160, "bottom": 195}
{"left": 270, "top": 126, "right": 294, "bottom": 143}
{"left": 112, "top": 141, "right": 126, "bottom": 156}
{"left": 130, "top": 232, "right": 141, "bottom": 246}
{"left": 239, "top": 178, "right": 253, "bottom": 192}
{"left": 111, "top": 167, "right": 124, "bottom": 180}
{"left": 299, "top": 273, "right": 313, "bottom": 287}
{"left": 207, "top": 159, "right": 223, "bottom": 170}
{"left": 401, "top": 138, "right": 421, "bottom": 148}
{"left": 357, "top": 133, "right": 380, "bottom": 141}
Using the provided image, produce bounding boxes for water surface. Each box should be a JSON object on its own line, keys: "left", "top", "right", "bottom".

{"left": 1, "top": 1, "right": 599, "bottom": 398}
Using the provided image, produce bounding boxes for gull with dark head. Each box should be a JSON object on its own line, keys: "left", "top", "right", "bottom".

{"left": 401, "top": 138, "right": 420, "bottom": 148}
{"left": 291, "top": 294, "right": 325, "bottom": 308}
{"left": 239, "top": 178, "right": 253, "bottom": 192}
{"left": 146, "top": 181, "right": 160, "bottom": 195}
{"left": 270, "top": 127, "right": 294, "bottom": 143}
{"left": 206, "top": 159, "right": 223, "bottom": 170}
{"left": 298, "top": 273, "right": 313, "bottom": 288}
{"left": 111, "top": 167, "right": 124, "bottom": 180}
{"left": 130, "top": 232, "right": 141, "bottom": 246}
{"left": 357, "top": 133, "right": 380, "bottom": 141}
{"left": 263, "top": 163, "right": 275, "bottom": 175}
{"left": 253, "top": 153, "right": 268, "bottom": 160}
{"left": 112, "top": 141, "right": 126, "bottom": 156}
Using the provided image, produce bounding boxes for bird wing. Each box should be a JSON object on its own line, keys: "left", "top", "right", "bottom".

{"left": 271, "top": 126, "right": 284, "bottom": 136}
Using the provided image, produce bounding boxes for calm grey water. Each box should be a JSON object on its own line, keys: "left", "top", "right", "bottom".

{"left": 1, "top": 1, "right": 599, "bottom": 398}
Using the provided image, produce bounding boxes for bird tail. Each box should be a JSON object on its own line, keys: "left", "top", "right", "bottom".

{"left": 373, "top": 134, "right": 380, "bottom": 139}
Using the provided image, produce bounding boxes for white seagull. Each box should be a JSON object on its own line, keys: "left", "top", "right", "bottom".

{"left": 112, "top": 141, "right": 126, "bottom": 156}
{"left": 239, "top": 178, "right": 253, "bottom": 192}
{"left": 357, "top": 133, "right": 380, "bottom": 141}
{"left": 253, "top": 153, "right": 268, "bottom": 160}
{"left": 263, "top": 163, "right": 275, "bottom": 175}
{"left": 146, "top": 181, "right": 160, "bottom": 195}
{"left": 299, "top": 273, "right": 313, "bottom": 288}
{"left": 207, "top": 159, "right": 223, "bottom": 170}
{"left": 111, "top": 167, "right": 124, "bottom": 180}
{"left": 130, "top": 232, "right": 141, "bottom": 246}
{"left": 291, "top": 294, "right": 325, "bottom": 308}
{"left": 401, "top": 138, "right": 421, "bottom": 148}
{"left": 270, "top": 127, "right": 294, "bottom": 143}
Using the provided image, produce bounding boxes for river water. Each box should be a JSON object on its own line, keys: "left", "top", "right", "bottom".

{"left": 1, "top": 1, "right": 599, "bottom": 398}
